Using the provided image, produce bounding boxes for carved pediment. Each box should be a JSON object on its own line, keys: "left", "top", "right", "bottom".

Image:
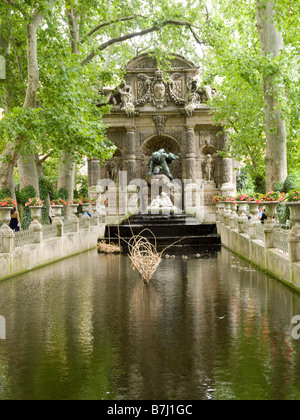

{"left": 100, "top": 54, "right": 216, "bottom": 115}
{"left": 126, "top": 54, "right": 197, "bottom": 71}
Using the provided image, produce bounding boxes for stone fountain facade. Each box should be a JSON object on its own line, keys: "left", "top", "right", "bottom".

{"left": 88, "top": 54, "right": 236, "bottom": 222}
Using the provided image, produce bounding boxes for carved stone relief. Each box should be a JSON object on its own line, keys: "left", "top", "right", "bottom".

{"left": 199, "top": 130, "right": 218, "bottom": 155}
{"left": 153, "top": 115, "right": 167, "bottom": 137}
{"left": 134, "top": 70, "right": 185, "bottom": 108}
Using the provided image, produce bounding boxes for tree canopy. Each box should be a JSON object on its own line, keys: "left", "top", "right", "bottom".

{"left": 0, "top": 0, "right": 299, "bottom": 195}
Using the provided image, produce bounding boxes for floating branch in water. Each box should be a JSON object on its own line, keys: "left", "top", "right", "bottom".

{"left": 97, "top": 223, "right": 122, "bottom": 254}
{"left": 97, "top": 241, "right": 122, "bottom": 254}
{"left": 120, "top": 229, "right": 183, "bottom": 285}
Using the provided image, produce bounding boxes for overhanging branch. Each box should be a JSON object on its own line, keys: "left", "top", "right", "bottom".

{"left": 81, "top": 20, "right": 205, "bottom": 66}
{"left": 84, "top": 14, "right": 150, "bottom": 41}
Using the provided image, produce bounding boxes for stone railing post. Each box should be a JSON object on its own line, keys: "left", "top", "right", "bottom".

{"left": 69, "top": 204, "right": 79, "bottom": 233}
{"left": 264, "top": 225, "right": 275, "bottom": 249}
{"left": 53, "top": 219, "right": 64, "bottom": 237}
{"left": 1, "top": 228, "right": 14, "bottom": 253}
{"left": 248, "top": 220, "right": 260, "bottom": 240}
{"left": 32, "top": 224, "right": 43, "bottom": 243}
{"left": 82, "top": 213, "right": 91, "bottom": 230}
{"left": 223, "top": 202, "right": 231, "bottom": 227}
{"left": 238, "top": 213, "right": 248, "bottom": 234}
{"left": 230, "top": 211, "right": 238, "bottom": 230}
{"left": 29, "top": 207, "right": 43, "bottom": 243}
{"left": 288, "top": 227, "right": 300, "bottom": 263}
{"left": 72, "top": 217, "right": 79, "bottom": 233}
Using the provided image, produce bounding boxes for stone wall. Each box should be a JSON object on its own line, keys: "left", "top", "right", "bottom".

{"left": 0, "top": 225, "right": 105, "bottom": 282}
{"left": 217, "top": 221, "right": 300, "bottom": 293}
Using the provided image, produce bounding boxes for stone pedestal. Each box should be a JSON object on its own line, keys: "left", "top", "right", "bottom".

{"left": 107, "top": 184, "right": 126, "bottom": 215}
{"left": 0, "top": 227, "right": 14, "bottom": 254}
{"left": 29, "top": 222, "right": 43, "bottom": 243}
{"left": 53, "top": 219, "right": 64, "bottom": 237}
{"left": 203, "top": 182, "right": 219, "bottom": 223}
{"left": 185, "top": 183, "right": 199, "bottom": 216}
{"left": 52, "top": 206, "right": 64, "bottom": 237}
{"left": 288, "top": 226, "right": 300, "bottom": 263}
{"left": 127, "top": 185, "right": 139, "bottom": 215}
{"left": 264, "top": 226, "right": 275, "bottom": 249}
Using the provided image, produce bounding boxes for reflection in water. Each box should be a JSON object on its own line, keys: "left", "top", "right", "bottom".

{"left": 0, "top": 249, "right": 300, "bottom": 400}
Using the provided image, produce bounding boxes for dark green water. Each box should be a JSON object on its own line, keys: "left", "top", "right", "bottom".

{"left": 1, "top": 248, "right": 300, "bottom": 400}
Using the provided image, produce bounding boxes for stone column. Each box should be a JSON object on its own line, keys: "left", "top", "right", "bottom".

{"left": 185, "top": 126, "right": 196, "bottom": 183}
{"left": 221, "top": 158, "right": 236, "bottom": 197}
{"left": 88, "top": 157, "right": 101, "bottom": 188}
{"left": 124, "top": 127, "right": 136, "bottom": 183}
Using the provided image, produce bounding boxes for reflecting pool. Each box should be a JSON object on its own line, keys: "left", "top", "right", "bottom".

{"left": 1, "top": 248, "right": 300, "bottom": 400}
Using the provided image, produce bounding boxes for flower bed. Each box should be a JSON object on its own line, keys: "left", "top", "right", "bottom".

{"left": 25, "top": 197, "right": 44, "bottom": 207}
{"left": 0, "top": 198, "right": 17, "bottom": 207}
{"left": 285, "top": 190, "right": 300, "bottom": 202}
{"left": 262, "top": 191, "right": 286, "bottom": 202}
{"left": 51, "top": 198, "right": 68, "bottom": 206}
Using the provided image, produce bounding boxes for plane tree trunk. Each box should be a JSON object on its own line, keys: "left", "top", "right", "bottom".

{"left": 256, "top": 0, "right": 287, "bottom": 191}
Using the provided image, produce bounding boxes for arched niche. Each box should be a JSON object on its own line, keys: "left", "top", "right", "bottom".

{"left": 140, "top": 135, "right": 182, "bottom": 180}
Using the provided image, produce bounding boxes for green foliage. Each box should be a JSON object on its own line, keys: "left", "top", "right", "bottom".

{"left": 273, "top": 181, "right": 284, "bottom": 192}
{"left": 15, "top": 185, "right": 36, "bottom": 230}
{"left": 74, "top": 174, "right": 88, "bottom": 199}
{"left": 283, "top": 174, "right": 300, "bottom": 193}
{"left": 236, "top": 169, "right": 256, "bottom": 194}
{"left": 0, "top": 188, "right": 11, "bottom": 200}
{"left": 277, "top": 203, "right": 290, "bottom": 225}
{"left": 274, "top": 174, "right": 300, "bottom": 225}
{"left": 57, "top": 188, "right": 69, "bottom": 200}
{"left": 1, "top": 0, "right": 300, "bottom": 193}
{"left": 39, "top": 177, "right": 57, "bottom": 201}
{"left": 17, "top": 185, "right": 36, "bottom": 206}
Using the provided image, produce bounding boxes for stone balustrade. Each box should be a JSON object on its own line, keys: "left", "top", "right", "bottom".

{"left": 216, "top": 205, "right": 300, "bottom": 293}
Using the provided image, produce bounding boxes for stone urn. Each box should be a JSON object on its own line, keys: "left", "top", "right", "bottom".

{"left": 223, "top": 201, "right": 231, "bottom": 227}
{"left": 91, "top": 202, "right": 97, "bottom": 214}
{"left": 69, "top": 204, "right": 79, "bottom": 217}
{"left": 29, "top": 206, "right": 42, "bottom": 221}
{"left": 81, "top": 203, "right": 91, "bottom": 215}
{"left": 230, "top": 202, "right": 238, "bottom": 229}
{"left": 218, "top": 201, "right": 226, "bottom": 223}
{"left": 52, "top": 205, "right": 63, "bottom": 218}
{"left": 261, "top": 201, "right": 278, "bottom": 227}
{"left": 236, "top": 201, "right": 248, "bottom": 217}
{"left": 248, "top": 202, "right": 260, "bottom": 221}
{"left": 215, "top": 202, "right": 224, "bottom": 222}
{"left": 236, "top": 201, "right": 249, "bottom": 233}
{"left": 0, "top": 207, "right": 13, "bottom": 230}
{"left": 286, "top": 202, "right": 300, "bottom": 227}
